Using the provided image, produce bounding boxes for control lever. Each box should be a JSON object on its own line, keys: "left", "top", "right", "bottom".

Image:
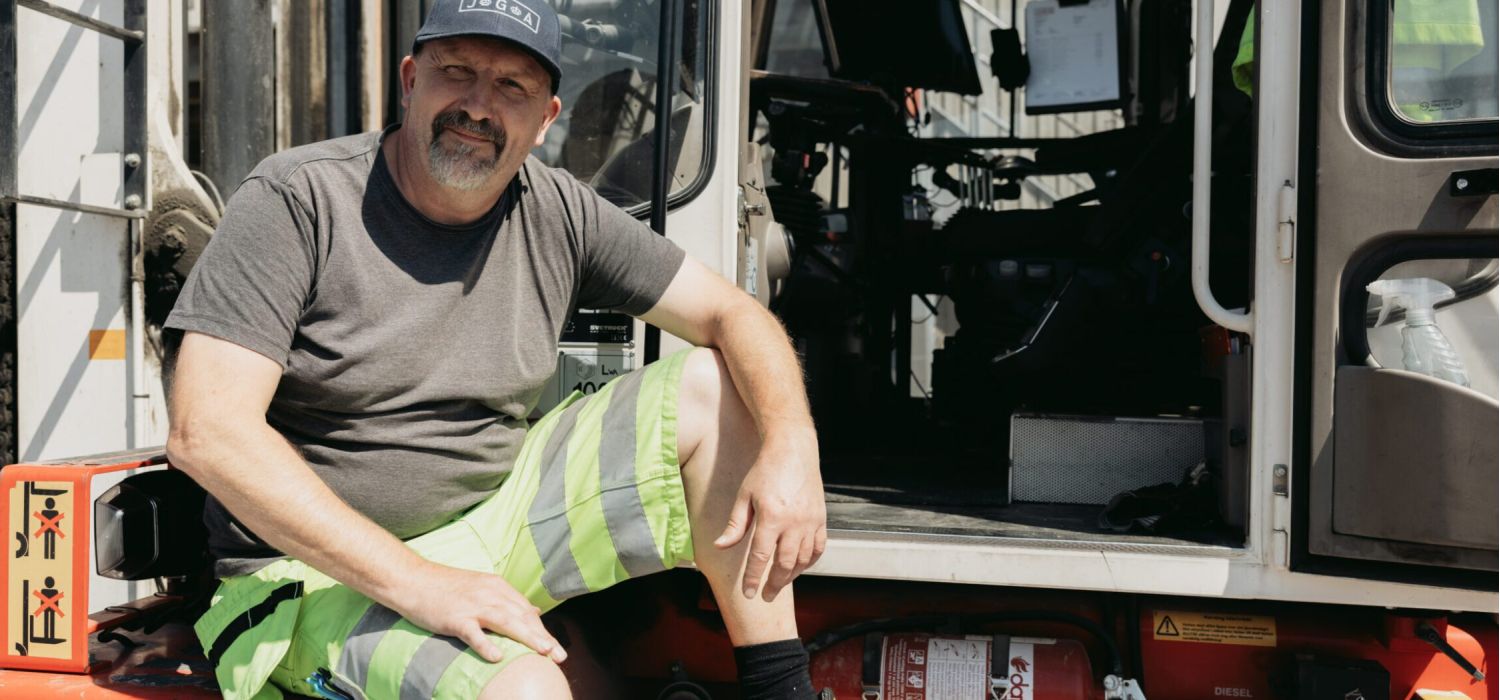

{"left": 1415, "top": 621, "right": 1485, "bottom": 682}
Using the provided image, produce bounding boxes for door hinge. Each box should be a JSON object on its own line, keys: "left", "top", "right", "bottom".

{"left": 1275, "top": 180, "right": 1295, "bottom": 263}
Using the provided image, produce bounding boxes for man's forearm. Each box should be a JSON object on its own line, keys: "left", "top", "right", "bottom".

{"left": 708, "top": 298, "right": 815, "bottom": 441}
{"left": 168, "top": 422, "right": 423, "bottom": 604}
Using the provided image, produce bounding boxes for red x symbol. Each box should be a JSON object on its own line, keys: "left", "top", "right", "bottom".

{"left": 32, "top": 590, "right": 65, "bottom": 618}
{"left": 32, "top": 512, "right": 65, "bottom": 538}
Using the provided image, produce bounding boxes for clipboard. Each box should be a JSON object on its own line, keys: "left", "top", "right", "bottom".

{"left": 1023, "top": 0, "right": 1127, "bottom": 114}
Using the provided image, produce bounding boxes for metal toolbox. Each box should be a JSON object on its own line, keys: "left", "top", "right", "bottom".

{"left": 1008, "top": 413, "right": 1205, "bottom": 505}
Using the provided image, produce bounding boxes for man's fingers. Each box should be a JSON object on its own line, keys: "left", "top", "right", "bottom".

{"left": 478, "top": 604, "right": 567, "bottom": 664}
{"left": 714, "top": 493, "right": 753, "bottom": 549}
{"left": 759, "top": 532, "right": 800, "bottom": 602}
{"left": 459, "top": 623, "right": 505, "bottom": 664}
{"left": 796, "top": 531, "right": 817, "bottom": 569}
{"left": 740, "top": 525, "right": 778, "bottom": 598}
{"left": 517, "top": 613, "right": 567, "bottom": 664}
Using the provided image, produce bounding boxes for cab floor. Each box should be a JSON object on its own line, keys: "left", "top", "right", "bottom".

{"left": 825, "top": 500, "right": 1243, "bottom": 549}
{"left": 820, "top": 450, "right": 1243, "bottom": 549}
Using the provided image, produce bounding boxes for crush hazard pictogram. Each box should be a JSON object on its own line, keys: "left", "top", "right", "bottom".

{"left": 1156, "top": 615, "right": 1180, "bottom": 636}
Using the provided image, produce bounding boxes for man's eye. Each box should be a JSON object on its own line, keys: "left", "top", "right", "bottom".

{"left": 443, "top": 65, "right": 473, "bottom": 78}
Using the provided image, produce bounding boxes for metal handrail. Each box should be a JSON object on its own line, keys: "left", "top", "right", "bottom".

{"left": 1191, "top": 0, "right": 1254, "bottom": 334}
{"left": 16, "top": 0, "right": 141, "bottom": 43}
{"left": 2, "top": 0, "right": 148, "bottom": 209}
{"left": 2, "top": 193, "right": 144, "bottom": 219}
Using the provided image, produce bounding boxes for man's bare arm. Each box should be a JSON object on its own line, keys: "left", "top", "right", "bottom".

{"left": 639, "top": 258, "right": 826, "bottom": 601}
{"left": 166, "top": 331, "right": 564, "bottom": 663}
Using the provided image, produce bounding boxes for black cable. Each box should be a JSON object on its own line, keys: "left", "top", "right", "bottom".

{"left": 804, "top": 610, "right": 1124, "bottom": 676}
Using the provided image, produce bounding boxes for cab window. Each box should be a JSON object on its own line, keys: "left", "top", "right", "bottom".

{"left": 533, "top": 0, "right": 713, "bottom": 211}
{"left": 1384, "top": 0, "right": 1497, "bottom": 125}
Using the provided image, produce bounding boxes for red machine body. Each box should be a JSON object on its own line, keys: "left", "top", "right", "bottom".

{"left": 809, "top": 633, "right": 1096, "bottom": 700}
{"left": 1139, "top": 604, "right": 1495, "bottom": 700}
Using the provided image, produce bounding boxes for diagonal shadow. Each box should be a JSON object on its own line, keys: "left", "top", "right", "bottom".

{"left": 19, "top": 198, "right": 126, "bottom": 461}
{"left": 15, "top": 182, "right": 79, "bottom": 319}
{"left": 16, "top": 0, "right": 102, "bottom": 142}
{"left": 21, "top": 295, "right": 118, "bottom": 462}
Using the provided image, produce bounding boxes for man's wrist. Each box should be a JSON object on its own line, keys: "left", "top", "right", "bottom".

{"left": 363, "top": 546, "right": 432, "bottom": 609}
{"left": 761, "top": 421, "right": 817, "bottom": 447}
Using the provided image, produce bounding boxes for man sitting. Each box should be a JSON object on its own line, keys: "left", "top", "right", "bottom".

{"left": 165, "top": 2, "right": 825, "bottom": 698}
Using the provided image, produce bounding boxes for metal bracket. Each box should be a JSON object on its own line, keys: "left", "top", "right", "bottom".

{"left": 1104, "top": 675, "right": 1149, "bottom": 700}
{"left": 1272, "top": 464, "right": 1289, "bottom": 497}
{"left": 1449, "top": 168, "right": 1498, "bottom": 197}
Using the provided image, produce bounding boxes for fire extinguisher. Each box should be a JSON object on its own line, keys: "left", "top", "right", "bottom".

{"left": 803, "top": 611, "right": 1139, "bottom": 700}
{"left": 809, "top": 631, "right": 1096, "bottom": 699}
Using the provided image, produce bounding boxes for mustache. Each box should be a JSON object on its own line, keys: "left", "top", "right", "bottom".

{"left": 431, "top": 111, "right": 506, "bottom": 146}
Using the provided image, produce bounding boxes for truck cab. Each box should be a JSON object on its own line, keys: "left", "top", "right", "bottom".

{"left": 0, "top": 0, "right": 1494, "bottom": 698}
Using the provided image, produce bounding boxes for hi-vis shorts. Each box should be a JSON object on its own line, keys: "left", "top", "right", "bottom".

{"left": 194, "top": 349, "right": 697, "bottom": 700}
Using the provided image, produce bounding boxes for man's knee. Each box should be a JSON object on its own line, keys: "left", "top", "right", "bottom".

{"left": 679, "top": 346, "right": 731, "bottom": 413}
{"left": 676, "top": 347, "right": 757, "bottom": 466}
{"left": 479, "top": 654, "right": 571, "bottom": 700}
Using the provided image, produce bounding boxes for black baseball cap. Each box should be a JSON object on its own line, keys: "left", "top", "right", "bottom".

{"left": 412, "top": 0, "right": 563, "bottom": 93}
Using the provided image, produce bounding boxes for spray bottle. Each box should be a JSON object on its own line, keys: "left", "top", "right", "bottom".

{"left": 1365, "top": 277, "right": 1470, "bottom": 387}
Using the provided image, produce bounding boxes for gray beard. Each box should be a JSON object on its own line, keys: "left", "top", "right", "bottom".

{"left": 426, "top": 132, "right": 503, "bottom": 191}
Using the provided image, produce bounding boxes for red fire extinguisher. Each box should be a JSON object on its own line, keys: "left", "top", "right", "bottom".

{"left": 809, "top": 632, "right": 1098, "bottom": 699}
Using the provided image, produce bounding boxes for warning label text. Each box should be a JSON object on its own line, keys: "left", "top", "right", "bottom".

{"left": 1151, "top": 611, "right": 1277, "bottom": 647}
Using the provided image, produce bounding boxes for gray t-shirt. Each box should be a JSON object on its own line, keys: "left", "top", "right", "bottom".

{"left": 165, "top": 129, "right": 685, "bottom": 576}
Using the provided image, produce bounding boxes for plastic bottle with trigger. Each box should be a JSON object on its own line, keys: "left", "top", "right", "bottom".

{"left": 1365, "top": 277, "right": 1470, "bottom": 387}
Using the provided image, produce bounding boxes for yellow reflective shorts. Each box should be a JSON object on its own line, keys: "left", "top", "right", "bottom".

{"left": 194, "top": 349, "right": 696, "bottom": 700}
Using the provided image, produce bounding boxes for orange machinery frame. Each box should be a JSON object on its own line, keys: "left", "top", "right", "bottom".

{"left": 0, "top": 448, "right": 168, "bottom": 674}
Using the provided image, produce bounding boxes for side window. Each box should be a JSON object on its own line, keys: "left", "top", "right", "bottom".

{"left": 1382, "top": 0, "right": 1497, "bottom": 126}
{"left": 532, "top": 1, "right": 713, "bottom": 211}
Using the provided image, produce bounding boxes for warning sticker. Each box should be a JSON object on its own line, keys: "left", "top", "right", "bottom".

{"left": 1152, "top": 611, "right": 1277, "bottom": 647}
{"left": 880, "top": 633, "right": 995, "bottom": 699}
{"left": 8, "top": 480, "right": 76, "bottom": 660}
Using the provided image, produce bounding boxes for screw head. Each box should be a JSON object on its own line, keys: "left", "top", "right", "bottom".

{"left": 1274, "top": 465, "right": 1288, "bottom": 477}
{"left": 1456, "top": 177, "right": 1470, "bottom": 190}
{"left": 123, "top": 152, "right": 142, "bottom": 168}
{"left": 124, "top": 194, "right": 143, "bottom": 210}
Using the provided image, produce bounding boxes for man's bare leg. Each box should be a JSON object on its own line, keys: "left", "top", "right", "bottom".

{"left": 676, "top": 347, "right": 800, "bottom": 643}
{"left": 479, "top": 654, "right": 572, "bottom": 699}
{"left": 489, "top": 347, "right": 800, "bottom": 699}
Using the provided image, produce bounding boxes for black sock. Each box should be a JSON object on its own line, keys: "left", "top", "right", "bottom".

{"left": 733, "top": 639, "right": 816, "bottom": 700}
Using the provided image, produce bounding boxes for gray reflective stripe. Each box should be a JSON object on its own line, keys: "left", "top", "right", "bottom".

{"left": 334, "top": 603, "right": 403, "bottom": 695}
{"left": 399, "top": 634, "right": 468, "bottom": 700}
{"left": 529, "top": 399, "right": 590, "bottom": 600}
{"left": 597, "top": 370, "right": 667, "bottom": 578}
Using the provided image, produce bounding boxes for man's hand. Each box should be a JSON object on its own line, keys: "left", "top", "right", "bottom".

{"left": 713, "top": 429, "right": 826, "bottom": 601}
{"left": 388, "top": 560, "right": 567, "bottom": 665}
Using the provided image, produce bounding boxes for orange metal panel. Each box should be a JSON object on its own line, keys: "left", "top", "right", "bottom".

{"left": 0, "top": 451, "right": 168, "bottom": 674}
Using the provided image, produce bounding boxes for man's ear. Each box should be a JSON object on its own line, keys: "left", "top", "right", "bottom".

{"left": 400, "top": 55, "right": 417, "bottom": 111}
{"left": 533, "top": 95, "right": 563, "bottom": 147}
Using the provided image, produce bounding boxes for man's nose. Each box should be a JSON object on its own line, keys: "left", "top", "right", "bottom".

{"left": 453, "top": 84, "right": 500, "bottom": 125}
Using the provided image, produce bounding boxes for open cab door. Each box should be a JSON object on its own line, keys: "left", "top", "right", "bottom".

{"left": 1298, "top": 0, "right": 1497, "bottom": 584}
